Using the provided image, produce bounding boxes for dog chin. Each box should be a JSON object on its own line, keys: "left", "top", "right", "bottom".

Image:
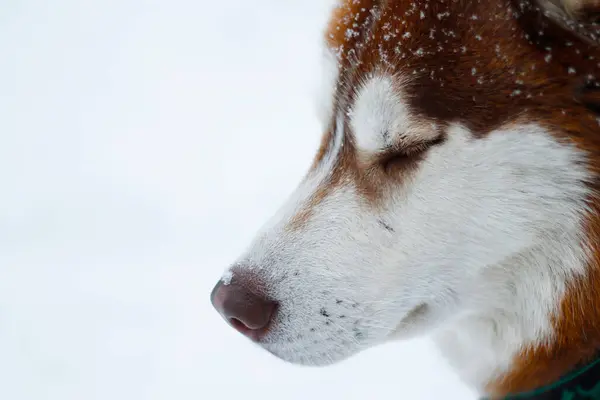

{"left": 263, "top": 346, "right": 355, "bottom": 367}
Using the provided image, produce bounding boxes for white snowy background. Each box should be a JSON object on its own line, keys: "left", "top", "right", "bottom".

{"left": 1, "top": 0, "right": 476, "bottom": 399}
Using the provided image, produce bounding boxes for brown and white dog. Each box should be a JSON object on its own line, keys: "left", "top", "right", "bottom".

{"left": 211, "top": 0, "right": 600, "bottom": 398}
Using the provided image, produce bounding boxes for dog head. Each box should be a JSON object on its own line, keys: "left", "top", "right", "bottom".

{"left": 211, "top": 0, "right": 600, "bottom": 369}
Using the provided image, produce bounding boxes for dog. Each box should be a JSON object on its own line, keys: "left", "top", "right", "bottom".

{"left": 211, "top": 0, "right": 600, "bottom": 398}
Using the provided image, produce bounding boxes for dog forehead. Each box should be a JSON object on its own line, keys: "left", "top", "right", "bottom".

{"left": 327, "top": 1, "right": 524, "bottom": 125}
{"left": 324, "top": 0, "right": 600, "bottom": 136}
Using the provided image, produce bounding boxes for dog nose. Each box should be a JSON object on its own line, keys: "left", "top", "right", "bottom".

{"left": 210, "top": 279, "right": 276, "bottom": 340}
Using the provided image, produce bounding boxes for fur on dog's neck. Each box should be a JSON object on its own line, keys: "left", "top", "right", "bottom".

{"left": 485, "top": 210, "right": 600, "bottom": 397}
{"left": 431, "top": 223, "right": 600, "bottom": 398}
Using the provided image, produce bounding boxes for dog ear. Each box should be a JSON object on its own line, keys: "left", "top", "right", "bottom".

{"left": 533, "top": 1, "right": 600, "bottom": 115}
{"left": 537, "top": 0, "right": 600, "bottom": 36}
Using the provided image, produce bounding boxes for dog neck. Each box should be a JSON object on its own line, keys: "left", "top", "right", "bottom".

{"left": 431, "top": 216, "right": 600, "bottom": 399}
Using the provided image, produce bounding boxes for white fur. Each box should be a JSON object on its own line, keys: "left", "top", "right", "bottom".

{"left": 351, "top": 75, "right": 441, "bottom": 155}
{"left": 220, "top": 72, "right": 592, "bottom": 394}
{"left": 350, "top": 75, "right": 411, "bottom": 153}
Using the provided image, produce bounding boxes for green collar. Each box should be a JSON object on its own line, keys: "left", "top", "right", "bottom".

{"left": 481, "top": 356, "right": 600, "bottom": 400}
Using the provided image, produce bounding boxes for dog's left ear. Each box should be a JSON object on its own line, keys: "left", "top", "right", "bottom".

{"left": 538, "top": 0, "right": 600, "bottom": 115}
{"left": 532, "top": 0, "right": 600, "bottom": 60}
